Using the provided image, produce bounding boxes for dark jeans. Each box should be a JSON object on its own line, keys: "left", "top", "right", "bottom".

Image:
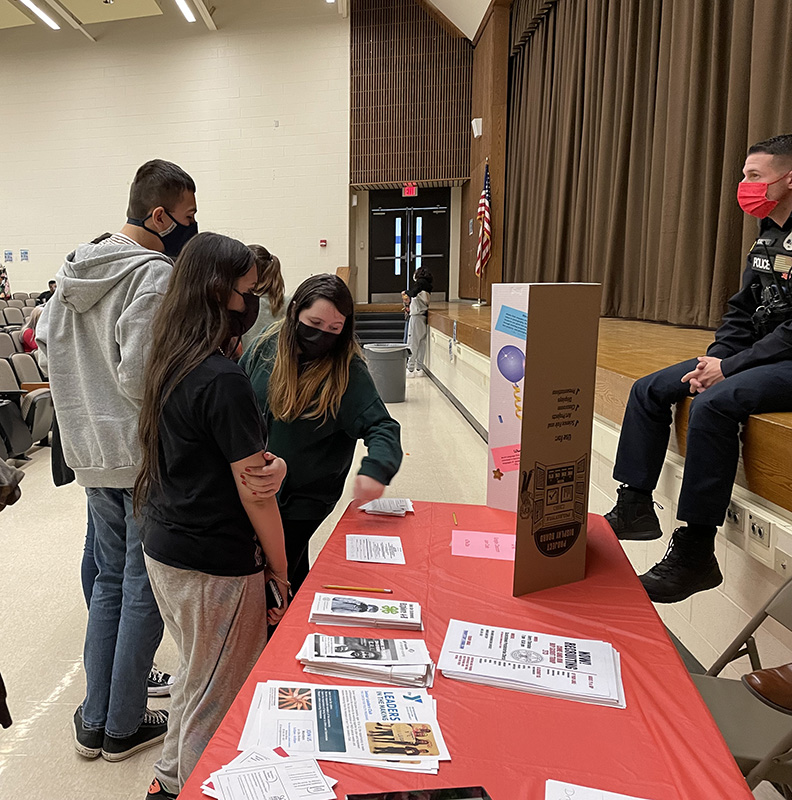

{"left": 613, "top": 358, "right": 792, "bottom": 527}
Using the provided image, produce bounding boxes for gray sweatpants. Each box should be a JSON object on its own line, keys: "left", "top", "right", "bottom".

{"left": 145, "top": 556, "right": 269, "bottom": 793}
{"left": 406, "top": 313, "right": 428, "bottom": 371}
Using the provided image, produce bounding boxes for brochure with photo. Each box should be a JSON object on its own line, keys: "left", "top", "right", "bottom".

{"left": 310, "top": 593, "right": 423, "bottom": 631}
{"left": 238, "top": 681, "right": 449, "bottom": 773}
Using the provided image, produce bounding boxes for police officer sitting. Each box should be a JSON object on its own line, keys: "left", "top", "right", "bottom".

{"left": 605, "top": 133, "right": 792, "bottom": 604}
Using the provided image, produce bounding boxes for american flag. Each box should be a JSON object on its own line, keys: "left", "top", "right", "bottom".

{"left": 475, "top": 163, "right": 491, "bottom": 277}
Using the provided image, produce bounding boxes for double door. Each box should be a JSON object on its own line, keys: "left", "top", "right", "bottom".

{"left": 368, "top": 188, "right": 450, "bottom": 302}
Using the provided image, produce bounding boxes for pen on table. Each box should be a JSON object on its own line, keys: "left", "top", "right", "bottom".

{"left": 322, "top": 585, "right": 393, "bottom": 593}
{"left": 452, "top": 512, "right": 458, "bottom": 525}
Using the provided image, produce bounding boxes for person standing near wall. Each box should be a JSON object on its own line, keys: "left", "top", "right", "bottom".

{"left": 605, "top": 134, "right": 792, "bottom": 604}
{"left": 402, "top": 267, "right": 433, "bottom": 377}
{"left": 240, "top": 245, "right": 286, "bottom": 353}
{"left": 37, "top": 159, "right": 198, "bottom": 761}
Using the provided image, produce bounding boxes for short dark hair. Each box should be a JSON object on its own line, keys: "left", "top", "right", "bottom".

{"left": 48, "top": 280, "right": 56, "bottom": 288}
{"left": 748, "top": 135, "right": 792, "bottom": 160}
{"left": 127, "top": 159, "right": 196, "bottom": 220}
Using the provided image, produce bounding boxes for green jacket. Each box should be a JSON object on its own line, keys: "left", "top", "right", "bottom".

{"left": 240, "top": 333, "right": 403, "bottom": 521}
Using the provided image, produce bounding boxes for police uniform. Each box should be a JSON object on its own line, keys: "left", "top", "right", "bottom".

{"left": 613, "top": 212, "right": 792, "bottom": 527}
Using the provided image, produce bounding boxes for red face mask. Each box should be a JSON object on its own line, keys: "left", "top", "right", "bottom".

{"left": 737, "top": 171, "right": 791, "bottom": 218}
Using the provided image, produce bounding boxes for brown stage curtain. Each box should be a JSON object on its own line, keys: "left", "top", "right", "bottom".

{"left": 505, "top": 0, "right": 792, "bottom": 328}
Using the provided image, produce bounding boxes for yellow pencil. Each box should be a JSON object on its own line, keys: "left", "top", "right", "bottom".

{"left": 452, "top": 513, "right": 458, "bottom": 525}
{"left": 323, "top": 585, "right": 393, "bottom": 594}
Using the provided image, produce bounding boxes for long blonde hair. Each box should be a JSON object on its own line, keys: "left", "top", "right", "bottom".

{"left": 265, "top": 274, "right": 360, "bottom": 422}
{"left": 249, "top": 244, "right": 285, "bottom": 316}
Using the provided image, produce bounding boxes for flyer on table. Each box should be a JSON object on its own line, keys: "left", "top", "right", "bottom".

{"left": 240, "top": 681, "right": 449, "bottom": 764}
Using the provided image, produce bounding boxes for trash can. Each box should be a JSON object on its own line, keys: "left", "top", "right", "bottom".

{"left": 363, "top": 343, "right": 410, "bottom": 403}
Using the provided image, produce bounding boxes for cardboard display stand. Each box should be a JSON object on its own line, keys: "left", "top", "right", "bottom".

{"left": 487, "top": 284, "right": 531, "bottom": 512}
{"left": 511, "top": 283, "right": 601, "bottom": 596}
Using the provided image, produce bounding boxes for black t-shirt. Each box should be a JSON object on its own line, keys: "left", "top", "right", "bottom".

{"left": 141, "top": 354, "right": 268, "bottom": 576}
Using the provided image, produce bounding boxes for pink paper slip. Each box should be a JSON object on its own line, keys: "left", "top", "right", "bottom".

{"left": 490, "top": 443, "right": 521, "bottom": 473}
{"left": 451, "top": 529, "right": 517, "bottom": 561}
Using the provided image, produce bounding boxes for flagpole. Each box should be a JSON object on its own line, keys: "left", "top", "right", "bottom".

{"left": 472, "top": 157, "right": 489, "bottom": 309}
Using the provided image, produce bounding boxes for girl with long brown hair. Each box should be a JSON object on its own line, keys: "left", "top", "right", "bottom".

{"left": 240, "top": 273, "right": 403, "bottom": 593}
{"left": 134, "top": 232, "right": 289, "bottom": 800}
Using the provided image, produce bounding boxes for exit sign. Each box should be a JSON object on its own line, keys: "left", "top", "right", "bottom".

{"left": 402, "top": 183, "right": 418, "bottom": 197}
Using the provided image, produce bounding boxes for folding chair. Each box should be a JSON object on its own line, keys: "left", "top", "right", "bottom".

{"left": 691, "top": 576, "right": 792, "bottom": 795}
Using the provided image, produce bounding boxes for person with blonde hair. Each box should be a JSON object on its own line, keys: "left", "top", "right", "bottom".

{"left": 240, "top": 273, "right": 402, "bottom": 592}
{"left": 21, "top": 305, "right": 43, "bottom": 353}
{"left": 240, "top": 244, "right": 286, "bottom": 352}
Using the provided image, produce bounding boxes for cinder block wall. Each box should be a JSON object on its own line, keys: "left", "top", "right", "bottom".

{"left": 0, "top": 0, "right": 349, "bottom": 295}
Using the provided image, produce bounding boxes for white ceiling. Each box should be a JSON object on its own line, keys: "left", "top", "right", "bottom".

{"left": 62, "top": 0, "right": 163, "bottom": 25}
{"left": 0, "top": 0, "right": 34, "bottom": 29}
{"left": 423, "top": 0, "right": 491, "bottom": 40}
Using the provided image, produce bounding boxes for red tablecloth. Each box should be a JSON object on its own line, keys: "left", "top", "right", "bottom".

{"left": 180, "top": 502, "right": 752, "bottom": 800}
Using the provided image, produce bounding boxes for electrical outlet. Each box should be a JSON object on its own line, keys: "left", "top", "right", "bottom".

{"left": 723, "top": 501, "right": 746, "bottom": 547}
{"left": 748, "top": 511, "right": 772, "bottom": 549}
{"left": 775, "top": 547, "right": 792, "bottom": 578}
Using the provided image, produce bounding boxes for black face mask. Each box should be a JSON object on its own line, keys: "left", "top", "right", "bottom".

{"left": 219, "top": 291, "right": 260, "bottom": 358}
{"left": 126, "top": 210, "right": 198, "bottom": 258}
{"left": 229, "top": 291, "right": 260, "bottom": 339}
{"left": 296, "top": 320, "right": 340, "bottom": 360}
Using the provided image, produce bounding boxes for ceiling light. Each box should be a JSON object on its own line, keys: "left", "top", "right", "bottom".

{"left": 18, "top": 0, "right": 60, "bottom": 29}
{"left": 174, "top": 0, "right": 196, "bottom": 23}
{"left": 326, "top": 0, "right": 336, "bottom": 4}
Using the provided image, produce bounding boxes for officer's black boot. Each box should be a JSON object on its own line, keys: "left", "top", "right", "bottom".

{"left": 639, "top": 527, "right": 722, "bottom": 603}
{"left": 604, "top": 485, "right": 662, "bottom": 541}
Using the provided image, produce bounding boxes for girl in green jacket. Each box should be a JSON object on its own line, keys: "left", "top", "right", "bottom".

{"left": 240, "top": 274, "right": 403, "bottom": 593}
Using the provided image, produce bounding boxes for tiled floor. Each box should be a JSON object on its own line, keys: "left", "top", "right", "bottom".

{"left": 0, "top": 374, "right": 782, "bottom": 798}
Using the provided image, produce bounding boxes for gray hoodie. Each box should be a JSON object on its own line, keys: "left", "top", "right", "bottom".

{"left": 37, "top": 239, "right": 172, "bottom": 488}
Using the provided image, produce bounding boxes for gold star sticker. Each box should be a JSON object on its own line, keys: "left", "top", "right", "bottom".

{"left": 492, "top": 469, "right": 503, "bottom": 480}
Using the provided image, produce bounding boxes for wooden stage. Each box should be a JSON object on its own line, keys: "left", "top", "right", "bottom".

{"left": 414, "top": 301, "right": 792, "bottom": 515}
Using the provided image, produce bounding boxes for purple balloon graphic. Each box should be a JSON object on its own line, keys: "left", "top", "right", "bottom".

{"left": 497, "top": 345, "right": 525, "bottom": 384}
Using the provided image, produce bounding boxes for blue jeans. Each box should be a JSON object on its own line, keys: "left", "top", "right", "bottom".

{"left": 81, "top": 502, "right": 98, "bottom": 609}
{"left": 81, "top": 488, "right": 163, "bottom": 737}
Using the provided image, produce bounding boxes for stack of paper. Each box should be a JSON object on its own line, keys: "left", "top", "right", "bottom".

{"left": 296, "top": 634, "right": 435, "bottom": 687}
{"left": 309, "top": 593, "right": 423, "bottom": 631}
{"left": 438, "top": 619, "right": 625, "bottom": 709}
{"left": 239, "top": 681, "right": 450, "bottom": 774}
{"left": 545, "top": 780, "right": 653, "bottom": 800}
{"left": 359, "top": 498, "right": 414, "bottom": 516}
{"left": 201, "top": 746, "right": 337, "bottom": 800}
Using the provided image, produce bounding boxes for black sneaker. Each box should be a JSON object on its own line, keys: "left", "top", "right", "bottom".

{"left": 72, "top": 705, "right": 104, "bottom": 759}
{"left": 101, "top": 708, "right": 169, "bottom": 762}
{"left": 604, "top": 485, "right": 663, "bottom": 540}
{"left": 639, "top": 528, "right": 723, "bottom": 603}
{"left": 147, "top": 665, "right": 175, "bottom": 697}
{"left": 146, "top": 777, "right": 179, "bottom": 799}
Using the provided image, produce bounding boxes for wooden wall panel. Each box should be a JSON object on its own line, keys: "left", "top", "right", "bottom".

{"left": 350, "top": 0, "right": 473, "bottom": 189}
{"left": 458, "top": 4, "right": 509, "bottom": 302}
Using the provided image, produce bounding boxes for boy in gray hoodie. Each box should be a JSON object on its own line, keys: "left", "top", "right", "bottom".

{"left": 37, "top": 159, "right": 198, "bottom": 763}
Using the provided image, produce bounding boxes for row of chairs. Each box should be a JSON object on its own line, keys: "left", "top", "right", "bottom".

{"left": 0, "top": 352, "right": 51, "bottom": 459}
{"left": 1, "top": 307, "right": 34, "bottom": 332}
{"left": 8, "top": 292, "right": 39, "bottom": 300}
{"left": 0, "top": 331, "right": 27, "bottom": 357}
{"left": 0, "top": 299, "right": 37, "bottom": 309}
